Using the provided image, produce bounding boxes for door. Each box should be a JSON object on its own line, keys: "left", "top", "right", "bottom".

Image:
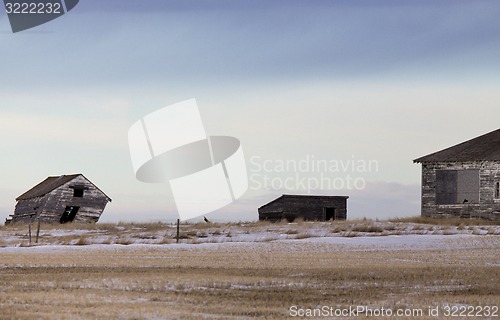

{"left": 324, "top": 207, "right": 336, "bottom": 221}
{"left": 60, "top": 206, "right": 80, "bottom": 223}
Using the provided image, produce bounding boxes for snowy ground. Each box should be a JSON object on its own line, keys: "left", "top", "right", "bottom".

{"left": 1, "top": 219, "right": 499, "bottom": 248}
{"left": 1, "top": 222, "right": 498, "bottom": 320}
{"left": 0, "top": 220, "right": 500, "bottom": 248}
{"left": 0, "top": 234, "right": 497, "bottom": 255}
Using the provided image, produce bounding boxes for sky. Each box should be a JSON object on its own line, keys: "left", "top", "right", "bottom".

{"left": 1, "top": 0, "right": 499, "bottom": 222}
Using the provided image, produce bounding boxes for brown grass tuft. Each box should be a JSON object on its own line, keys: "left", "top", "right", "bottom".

{"left": 75, "top": 236, "right": 90, "bottom": 246}
{"left": 390, "top": 216, "right": 500, "bottom": 226}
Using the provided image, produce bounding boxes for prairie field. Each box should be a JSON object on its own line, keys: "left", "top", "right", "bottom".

{"left": 0, "top": 219, "right": 499, "bottom": 319}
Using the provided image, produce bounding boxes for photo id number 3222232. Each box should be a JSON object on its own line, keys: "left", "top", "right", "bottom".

{"left": 5, "top": 2, "right": 62, "bottom": 14}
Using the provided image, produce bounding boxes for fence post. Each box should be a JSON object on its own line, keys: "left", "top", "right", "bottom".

{"left": 36, "top": 219, "right": 41, "bottom": 244}
{"left": 176, "top": 219, "right": 180, "bottom": 243}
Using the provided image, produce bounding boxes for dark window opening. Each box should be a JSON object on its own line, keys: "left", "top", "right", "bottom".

{"left": 60, "top": 206, "right": 79, "bottom": 223}
{"left": 436, "top": 170, "right": 479, "bottom": 205}
{"left": 324, "top": 207, "right": 336, "bottom": 221}
{"left": 495, "top": 182, "right": 500, "bottom": 199}
{"left": 73, "top": 189, "right": 84, "bottom": 197}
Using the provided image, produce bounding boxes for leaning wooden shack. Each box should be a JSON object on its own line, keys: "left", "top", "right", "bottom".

{"left": 7, "top": 174, "right": 111, "bottom": 224}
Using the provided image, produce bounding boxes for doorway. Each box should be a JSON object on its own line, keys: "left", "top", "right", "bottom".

{"left": 324, "top": 207, "right": 336, "bottom": 221}
{"left": 60, "top": 206, "right": 80, "bottom": 223}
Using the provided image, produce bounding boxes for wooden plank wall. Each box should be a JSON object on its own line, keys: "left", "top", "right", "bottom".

{"left": 421, "top": 161, "right": 500, "bottom": 220}
{"left": 259, "top": 197, "right": 347, "bottom": 221}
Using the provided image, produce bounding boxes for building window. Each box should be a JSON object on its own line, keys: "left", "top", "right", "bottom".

{"left": 435, "top": 169, "right": 479, "bottom": 205}
{"left": 495, "top": 182, "right": 500, "bottom": 199}
{"left": 73, "top": 189, "right": 84, "bottom": 197}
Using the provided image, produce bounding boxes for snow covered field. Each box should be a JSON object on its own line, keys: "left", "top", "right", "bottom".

{"left": 1, "top": 219, "right": 499, "bottom": 248}
{"left": 0, "top": 233, "right": 493, "bottom": 254}
{"left": 1, "top": 220, "right": 499, "bottom": 319}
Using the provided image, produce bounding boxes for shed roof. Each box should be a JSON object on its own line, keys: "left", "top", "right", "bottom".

{"left": 16, "top": 174, "right": 111, "bottom": 201}
{"left": 413, "top": 128, "right": 500, "bottom": 163}
{"left": 259, "top": 194, "right": 349, "bottom": 209}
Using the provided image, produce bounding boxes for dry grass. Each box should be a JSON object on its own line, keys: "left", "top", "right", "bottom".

{"left": 350, "top": 224, "right": 384, "bottom": 233}
{"left": 1, "top": 217, "right": 500, "bottom": 247}
{"left": 75, "top": 236, "right": 89, "bottom": 246}
{"left": 294, "top": 232, "right": 314, "bottom": 239}
{"left": 0, "top": 236, "right": 498, "bottom": 319}
{"left": 390, "top": 216, "right": 500, "bottom": 226}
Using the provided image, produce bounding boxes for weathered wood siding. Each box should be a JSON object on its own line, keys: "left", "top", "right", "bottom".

{"left": 421, "top": 161, "right": 500, "bottom": 220}
{"left": 12, "top": 197, "right": 47, "bottom": 223}
{"left": 259, "top": 196, "right": 347, "bottom": 221}
{"left": 11, "top": 175, "right": 110, "bottom": 224}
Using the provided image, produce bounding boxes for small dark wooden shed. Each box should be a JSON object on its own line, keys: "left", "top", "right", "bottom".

{"left": 258, "top": 194, "right": 348, "bottom": 222}
{"left": 7, "top": 174, "right": 111, "bottom": 224}
{"left": 414, "top": 128, "right": 500, "bottom": 220}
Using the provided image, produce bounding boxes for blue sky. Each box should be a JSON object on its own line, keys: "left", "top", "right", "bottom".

{"left": 1, "top": 0, "right": 499, "bottom": 222}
